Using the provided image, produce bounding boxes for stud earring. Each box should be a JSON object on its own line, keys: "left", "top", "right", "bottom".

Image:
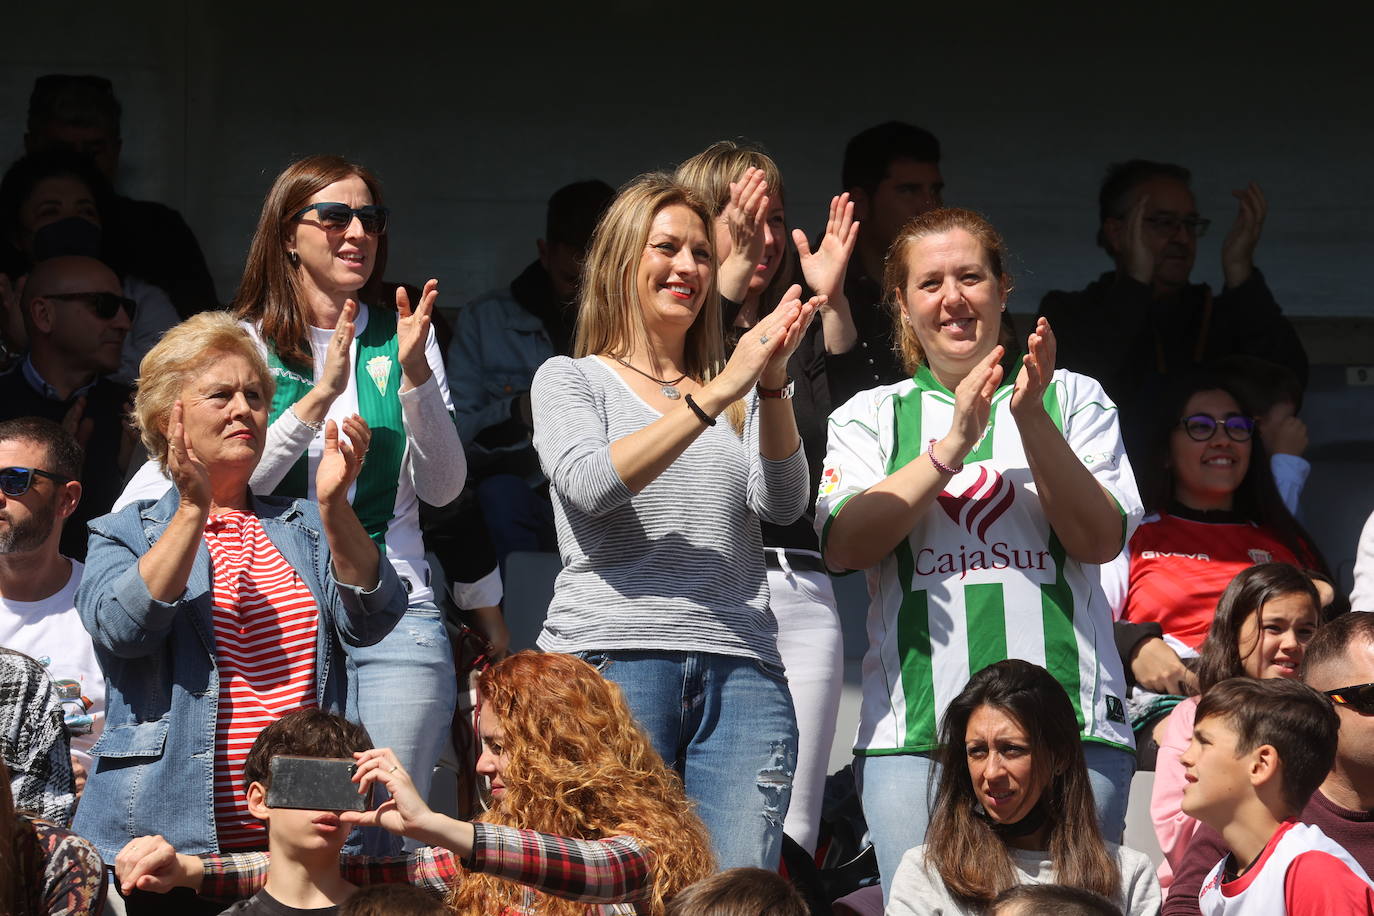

{"left": 288, "top": 251, "right": 301, "bottom": 267}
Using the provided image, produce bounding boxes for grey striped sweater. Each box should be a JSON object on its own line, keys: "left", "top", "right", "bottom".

{"left": 530, "top": 355, "right": 809, "bottom": 665}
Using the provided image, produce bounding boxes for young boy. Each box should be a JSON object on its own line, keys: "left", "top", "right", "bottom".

{"left": 1180, "top": 677, "right": 1374, "bottom": 914}
{"left": 218, "top": 708, "right": 372, "bottom": 915}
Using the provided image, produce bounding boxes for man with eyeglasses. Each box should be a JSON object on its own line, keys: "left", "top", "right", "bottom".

{"left": 0, "top": 417, "right": 103, "bottom": 814}
{"left": 0, "top": 255, "right": 136, "bottom": 559}
{"left": 1041, "top": 159, "right": 1307, "bottom": 458}
{"left": 1163, "top": 611, "right": 1374, "bottom": 914}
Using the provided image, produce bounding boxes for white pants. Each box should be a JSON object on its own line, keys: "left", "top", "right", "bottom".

{"left": 768, "top": 555, "right": 844, "bottom": 854}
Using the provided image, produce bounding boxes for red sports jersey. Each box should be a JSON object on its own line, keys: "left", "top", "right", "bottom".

{"left": 1122, "top": 511, "right": 1300, "bottom": 649}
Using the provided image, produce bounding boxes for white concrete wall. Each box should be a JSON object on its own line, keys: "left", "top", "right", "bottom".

{"left": 5, "top": 3, "right": 1371, "bottom": 316}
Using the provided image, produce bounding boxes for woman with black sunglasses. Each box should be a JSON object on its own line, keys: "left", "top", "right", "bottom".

{"left": 224, "top": 155, "right": 464, "bottom": 853}
{"left": 1109, "top": 371, "right": 1331, "bottom": 760}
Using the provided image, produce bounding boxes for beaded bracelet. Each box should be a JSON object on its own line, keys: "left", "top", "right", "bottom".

{"left": 926, "top": 438, "right": 964, "bottom": 475}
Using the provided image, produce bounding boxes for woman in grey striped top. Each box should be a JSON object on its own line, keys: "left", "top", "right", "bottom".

{"left": 530, "top": 173, "right": 822, "bottom": 871}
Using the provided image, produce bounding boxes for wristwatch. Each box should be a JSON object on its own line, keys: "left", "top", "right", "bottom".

{"left": 757, "top": 378, "right": 795, "bottom": 400}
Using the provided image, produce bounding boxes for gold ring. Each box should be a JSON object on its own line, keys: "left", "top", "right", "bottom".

{"left": 388, "top": 765, "right": 398, "bottom": 773}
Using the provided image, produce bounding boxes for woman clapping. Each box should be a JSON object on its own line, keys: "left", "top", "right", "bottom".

{"left": 531, "top": 173, "right": 820, "bottom": 869}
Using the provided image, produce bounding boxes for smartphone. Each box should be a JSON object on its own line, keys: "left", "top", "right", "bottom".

{"left": 265, "top": 755, "right": 371, "bottom": 812}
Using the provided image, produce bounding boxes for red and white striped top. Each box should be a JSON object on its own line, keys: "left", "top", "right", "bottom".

{"left": 204, "top": 510, "right": 320, "bottom": 850}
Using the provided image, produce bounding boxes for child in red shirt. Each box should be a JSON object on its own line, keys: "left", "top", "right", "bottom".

{"left": 1180, "top": 678, "right": 1374, "bottom": 915}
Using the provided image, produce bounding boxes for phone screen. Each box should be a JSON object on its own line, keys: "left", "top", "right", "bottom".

{"left": 265, "top": 756, "right": 371, "bottom": 812}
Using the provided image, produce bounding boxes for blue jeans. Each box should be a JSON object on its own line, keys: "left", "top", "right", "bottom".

{"left": 581, "top": 650, "right": 798, "bottom": 870}
{"left": 857, "top": 742, "right": 1134, "bottom": 904}
{"left": 347, "top": 599, "right": 457, "bottom": 854}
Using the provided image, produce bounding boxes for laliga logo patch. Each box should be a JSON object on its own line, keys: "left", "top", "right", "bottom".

{"left": 818, "top": 466, "right": 841, "bottom": 497}
{"left": 1248, "top": 548, "right": 1273, "bottom": 564}
{"left": 936, "top": 467, "right": 1015, "bottom": 544}
{"left": 366, "top": 355, "right": 392, "bottom": 396}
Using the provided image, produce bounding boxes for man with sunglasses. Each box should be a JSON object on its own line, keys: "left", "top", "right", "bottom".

{"left": 0, "top": 417, "right": 103, "bottom": 810}
{"left": 0, "top": 255, "right": 135, "bottom": 559}
{"left": 1163, "top": 611, "right": 1374, "bottom": 914}
{"left": 1040, "top": 159, "right": 1306, "bottom": 458}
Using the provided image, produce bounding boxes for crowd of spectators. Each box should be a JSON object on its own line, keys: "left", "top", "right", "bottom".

{"left": 1, "top": 71, "right": 1372, "bottom": 916}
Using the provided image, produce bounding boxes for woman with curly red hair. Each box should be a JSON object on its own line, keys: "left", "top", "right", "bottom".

{"left": 114, "top": 652, "right": 714, "bottom": 916}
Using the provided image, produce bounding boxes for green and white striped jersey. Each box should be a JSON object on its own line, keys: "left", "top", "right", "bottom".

{"left": 817, "top": 366, "right": 1142, "bottom": 755}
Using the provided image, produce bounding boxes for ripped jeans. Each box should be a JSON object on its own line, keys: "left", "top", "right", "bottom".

{"left": 579, "top": 650, "right": 798, "bottom": 869}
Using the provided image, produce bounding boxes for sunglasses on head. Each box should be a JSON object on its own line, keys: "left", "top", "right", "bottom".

{"left": 0, "top": 466, "right": 73, "bottom": 497}
{"left": 42, "top": 291, "right": 136, "bottom": 320}
{"left": 292, "top": 202, "right": 389, "bottom": 235}
{"left": 1326, "top": 683, "right": 1374, "bottom": 716}
{"left": 1178, "top": 413, "right": 1255, "bottom": 442}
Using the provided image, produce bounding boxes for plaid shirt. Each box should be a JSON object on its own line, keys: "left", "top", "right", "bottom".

{"left": 201, "top": 821, "right": 650, "bottom": 914}
{"left": 0, "top": 647, "right": 75, "bottom": 824}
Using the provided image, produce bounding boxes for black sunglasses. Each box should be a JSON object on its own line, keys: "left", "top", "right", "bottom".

{"left": 1326, "top": 683, "right": 1374, "bottom": 716}
{"left": 292, "top": 202, "right": 389, "bottom": 235}
{"left": 0, "top": 466, "right": 73, "bottom": 497}
{"left": 43, "top": 291, "right": 136, "bottom": 320}
{"left": 1178, "top": 413, "right": 1255, "bottom": 442}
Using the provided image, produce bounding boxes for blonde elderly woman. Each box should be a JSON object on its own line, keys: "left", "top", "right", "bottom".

{"left": 72, "top": 312, "right": 406, "bottom": 892}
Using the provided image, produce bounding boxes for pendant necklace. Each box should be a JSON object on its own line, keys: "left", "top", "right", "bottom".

{"left": 612, "top": 356, "right": 688, "bottom": 400}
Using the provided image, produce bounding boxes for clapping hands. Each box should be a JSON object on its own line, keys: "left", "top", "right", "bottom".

{"left": 1221, "top": 182, "right": 1266, "bottom": 289}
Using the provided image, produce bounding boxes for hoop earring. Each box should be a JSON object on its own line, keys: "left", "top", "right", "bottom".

{"left": 288, "top": 251, "right": 301, "bottom": 267}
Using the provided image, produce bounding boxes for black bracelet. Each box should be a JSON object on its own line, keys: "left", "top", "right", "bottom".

{"left": 684, "top": 393, "right": 716, "bottom": 427}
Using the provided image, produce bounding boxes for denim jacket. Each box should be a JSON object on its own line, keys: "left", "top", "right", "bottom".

{"left": 73, "top": 488, "right": 407, "bottom": 861}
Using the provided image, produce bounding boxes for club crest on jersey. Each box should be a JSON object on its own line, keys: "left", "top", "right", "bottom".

{"left": 819, "top": 466, "right": 841, "bottom": 497}
{"left": 1248, "top": 548, "right": 1273, "bottom": 564}
{"left": 366, "top": 355, "right": 392, "bottom": 396}
{"left": 936, "top": 467, "right": 1015, "bottom": 544}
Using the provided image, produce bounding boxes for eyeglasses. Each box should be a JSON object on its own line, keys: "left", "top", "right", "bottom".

{"left": 0, "top": 466, "right": 73, "bottom": 497}
{"left": 1325, "top": 683, "right": 1374, "bottom": 716}
{"left": 1143, "top": 214, "right": 1212, "bottom": 238}
{"left": 292, "top": 202, "right": 389, "bottom": 235}
{"left": 42, "top": 291, "right": 135, "bottom": 320}
{"left": 1178, "top": 413, "right": 1255, "bottom": 442}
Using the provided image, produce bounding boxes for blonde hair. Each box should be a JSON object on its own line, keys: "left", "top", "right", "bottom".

{"left": 574, "top": 173, "right": 720, "bottom": 369}
{"left": 575, "top": 172, "right": 745, "bottom": 432}
{"left": 673, "top": 140, "right": 796, "bottom": 313}
{"left": 884, "top": 207, "right": 1012, "bottom": 375}
{"left": 134, "top": 311, "right": 273, "bottom": 472}
{"left": 447, "top": 652, "right": 714, "bottom": 916}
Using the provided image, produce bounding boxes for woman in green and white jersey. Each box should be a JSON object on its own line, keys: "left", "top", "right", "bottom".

{"left": 815, "top": 208, "right": 1143, "bottom": 901}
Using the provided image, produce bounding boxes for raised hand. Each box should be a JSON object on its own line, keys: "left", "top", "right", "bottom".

{"left": 1221, "top": 182, "right": 1266, "bottom": 289}
{"left": 397, "top": 279, "right": 438, "bottom": 389}
{"left": 760, "top": 284, "right": 823, "bottom": 384}
{"left": 794, "top": 193, "right": 859, "bottom": 301}
{"left": 60, "top": 395, "right": 95, "bottom": 451}
{"left": 1011, "top": 317, "right": 1057, "bottom": 417}
{"left": 1120, "top": 194, "right": 1154, "bottom": 286}
{"left": 342, "top": 747, "right": 436, "bottom": 838}
{"left": 717, "top": 168, "right": 770, "bottom": 302}
{"left": 167, "top": 400, "right": 212, "bottom": 513}
{"left": 316, "top": 416, "right": 368, "bottom": 507}
{"left": 318, "top": 298, "right": 357, "bottom": 399}
{"left": 943, "top": 345, "right": 1004, "bottom": 461}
